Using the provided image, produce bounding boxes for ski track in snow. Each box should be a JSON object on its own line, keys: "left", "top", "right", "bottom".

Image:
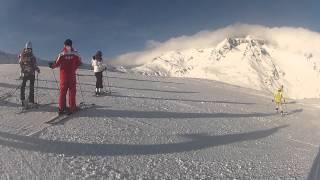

{"left": 0, "top": 64, "right": 319, "bottom": 179}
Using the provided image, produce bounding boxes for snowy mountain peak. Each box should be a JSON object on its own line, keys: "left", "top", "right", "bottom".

{"left": 213, "top": 36, "right": 269, "bottom": 61}
{"left": 127, "top": 36, "right": 320, "bottom": 99}
{"left": 217, "top": 35, "right": 266, "bottom": 47}
{"left": 216, "top": 36, "right": 265, "bottom": 50}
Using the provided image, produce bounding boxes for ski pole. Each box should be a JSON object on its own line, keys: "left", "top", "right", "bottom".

{"left": 102, "top": 71, "right": 107, "bottom": 93}
{"left": 51, "top": 69, "right": 59, "bottom": 90}
{"left": 104, "top": 69, "right": 111, "bottom": 93}
{"left": 0, "top": 86, "right": 20, "bottom": 101}
{"left": 77, "top": 74, "right": 85, "bottom": 103}
{"left": 36, "top": 72, "right": 39, "bottom": 104}
{"left": 283, "top": 100, "right": 288, "bottom": 113}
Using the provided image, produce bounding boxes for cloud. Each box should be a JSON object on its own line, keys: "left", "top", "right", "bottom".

{"left": 111, "top": 24, "right": 320, "bottom": 66}
{"left": 145, "top": 40, "right": 161, "bottom": 49}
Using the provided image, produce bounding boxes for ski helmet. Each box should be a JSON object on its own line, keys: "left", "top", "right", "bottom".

{"left": 64, "top": 39, "right": 73, "bottom": 46}
{"left": 278, "top": 85, "right": 283, "bottom": 91}
{"left": 25, "top": 41, "right": 32, "bottom": 49}
{"left": 96, "top": 50, "right": 102, "bottom": 57}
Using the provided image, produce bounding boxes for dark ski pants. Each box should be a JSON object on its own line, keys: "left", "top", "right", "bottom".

{"left": 20, "top": 74, "right": 35, "bottom": 103}
{"left": 95, "top": 72, "right": 103, "bottom": 89}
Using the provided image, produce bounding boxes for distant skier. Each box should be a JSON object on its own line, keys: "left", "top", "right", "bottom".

{"left": 49, "top": 39, "right": 82, "bottom": 115}
{"left": 18, "top": 41, "right": 40, "bottom": 106}
{"left": 273, "top": 85, "right": 286, "bottom": 114}
{"left": 91, "top": 50, "right": 107, "bottom": 96}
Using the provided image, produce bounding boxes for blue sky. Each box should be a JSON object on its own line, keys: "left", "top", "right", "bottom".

{"left": 0, "top": 0, "right": 317, "bottom": 62}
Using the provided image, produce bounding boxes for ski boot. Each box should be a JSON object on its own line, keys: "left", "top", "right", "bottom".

{"left": 58, "top": 107, "right": 70, "bottom": 116}
{"left": 21, "top": 100, "right": 26, "bottom": 107}
{"left": 21, "top": 100, "right": 29, "bottom": 109}
{"left": 28, "top": 101, "right": 38, "bottom": 109}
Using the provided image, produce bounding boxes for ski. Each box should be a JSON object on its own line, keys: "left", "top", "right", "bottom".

{"left": 18, "top": 103, "right": 40, "bottom": 114}
{"left": 45, "top": 103, "right": 95, "bottom": 124}
{"left": 16, "top": 102, "right": 54, "bottom": 114}
{"left": 93, "top": 91, "right": 112, "bottom": 97}
{"left": 0, "top": 86, "right": 21, "bottom": 100}
{"left": 275, "top": 109, "right": 288, "bottom": 117}
{"left": 0, "top": 93, "right": 11, "bottom": 100}
{"left": 281, "top": 111, "right": 288, "bottom": 117}
{"left": 45, "top": 113, "right": 68, "bottom": 124}
{"left": 0, "top": 92, "right": 15, "bottom": 100}
{"left": 101, "top": 90, "right": 112, "bottom": 95}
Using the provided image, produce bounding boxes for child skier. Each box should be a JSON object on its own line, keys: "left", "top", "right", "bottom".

{"left": 19, "top": 41, "right": 40, "bottom": 107}
{"left": 91, "top": 50, "right": 106, "bottom": 96}
{"left": 273, "top": 85, "right": 286, "bottom": 114}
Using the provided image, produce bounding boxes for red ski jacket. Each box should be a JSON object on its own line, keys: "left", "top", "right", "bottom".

{"left": 52, "top": 47, "right": 82, "bottom": 82}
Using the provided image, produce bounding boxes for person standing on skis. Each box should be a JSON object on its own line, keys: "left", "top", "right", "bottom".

{"left": 91, "top": 50, "right": 106, "bottom": 96}
{"left": 49, "top": 39, "right": 82, "bottom": 115}
{"left": 273, "top": 85, "right": 285, "bottom": 114}
{"left": 19, "top": 41, "right": 40, "bottom": 107}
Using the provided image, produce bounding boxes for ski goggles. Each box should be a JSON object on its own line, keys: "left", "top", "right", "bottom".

{"left": 25, "top": 48, "right": 32, "bottom": 53}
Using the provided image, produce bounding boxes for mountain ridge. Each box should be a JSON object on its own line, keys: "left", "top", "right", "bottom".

{"left": 125, "top": 36, "right": 320, "bottom": 99}
{"left": 0, "top": 49, "right": 48, "bottom": 66}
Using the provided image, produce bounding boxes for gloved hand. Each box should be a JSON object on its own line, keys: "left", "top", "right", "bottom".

{"left": 48, "top": 62, "right": 54, "bottom": 69}
{"left": 19, "top": 72, "right": 24, "bottom": 79}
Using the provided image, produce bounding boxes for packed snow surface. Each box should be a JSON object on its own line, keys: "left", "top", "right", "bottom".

{"left": 0, "top": 64, "right": 320, "bottom": 179}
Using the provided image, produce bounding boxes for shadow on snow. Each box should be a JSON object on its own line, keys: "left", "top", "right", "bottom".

{"left": 308, "top": 147, "right": 320, "bottom": 180}
{"left": 77, "top": 73, "right": 184, "bottom": 85}
{"left": 110, "top": 94, "right": 256, "bottom": 105}
{"left": 53, "top": 105, "right": 303, "bottom": 125}
{"left": 79, "top": 107, "right": 277, "bottom": 119}
{"left": 0, "top": 125, "right": 287, "bottom": 156}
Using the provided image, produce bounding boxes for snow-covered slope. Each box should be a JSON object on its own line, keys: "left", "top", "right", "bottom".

{"left": 0, "top": 64, "right": 320, "bottom": 179}
{"left": 112, "top": 25, "right": 320, "bottom": 99}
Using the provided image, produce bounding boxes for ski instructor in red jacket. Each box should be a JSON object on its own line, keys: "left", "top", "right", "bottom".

{"left": 49, "top": 39, "right": 82, "bottom": 115}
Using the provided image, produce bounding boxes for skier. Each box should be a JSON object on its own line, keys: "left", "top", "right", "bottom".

{"left": 18, "top": 41, "right": 40, "bottom": 107}
{"left": 91, "top": 50, "right": 107, "bottom": 96}
{"left": 49, "top": 39, "right": 82, "bottom": 115}
{"left": 273, "top": 85, "right": 286, "bottom": 114}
